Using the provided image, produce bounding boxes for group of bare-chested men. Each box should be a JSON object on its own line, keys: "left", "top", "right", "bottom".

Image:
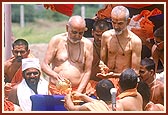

{"left": 4, "top": 5, "right": 164, "bottom": 111}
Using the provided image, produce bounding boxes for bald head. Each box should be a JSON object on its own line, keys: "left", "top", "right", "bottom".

{"left": 68, "top": 15, "right": 86, "bottom": 28}
{"left": 111, "top": 5, "right": 130, "bottom": 20}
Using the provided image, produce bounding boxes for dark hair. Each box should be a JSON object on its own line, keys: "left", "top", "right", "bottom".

{"left": 140, "top": 58, "right": 155, "bottom": 72}
{"left": 119, "top": 68, "right": 138, "bottom": 91}
{"left": 137, "top": 80, "right": 150, "bottom": 103}
{"left": 92, "top": 19, "right": 110, "bottom": 31}
{"left": 12, "top": 39, "right": 29, "bottom": 51}
{"left": 154, "top": 26, "right": 164, "bottom": 41}
{"left": 96, "top": 79, "right": 114, "bottom": 101}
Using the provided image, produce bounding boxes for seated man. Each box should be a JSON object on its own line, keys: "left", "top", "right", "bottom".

{"left": 137, "top": 81, "right": 164, "bottom": 111}
{"left": 4, "top": 39, "right": 34, "bottom": 99}
{"left": 8, "top": 58, "right": 49, "bottom": 111}
{"left": 64, "top": 79, "right": 115, "bottom": 111}
{"left": 152, "top": 26, "right": 164, "bottom": 73}
{"left": 116, "top": 68, "right": 143, "bottom": 111}
{"left": 139, "top": 58, "right": 164, "bottom": 105}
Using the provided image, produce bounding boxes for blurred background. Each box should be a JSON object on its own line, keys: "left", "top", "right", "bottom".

{"left": 11, "top": 4, "right": 102, "bottom": 43}
{"left": 3, "top": 3, "right": 103, "bottom": 62}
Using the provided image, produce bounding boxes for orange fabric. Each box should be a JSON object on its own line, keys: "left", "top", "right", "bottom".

{"left": 4, "top": 64, "right": 22, "bottom": 99}
{"left": 96, "top": 4, "right": 153, "bottom": 20}
{"left": 108, "top": 78, "right": 120, "bottom": 95}
{"left": 4, "top": 99, "right": 14, "bottom": 111}
{"left": 48, "top": 82, "right": 75, "bottom": 95}
{"left": 131, "top": 8, "right": 162, "bottom": 40}
{"left": 117, "top": 88, "right": 137, "bottom": 99}
{"left": 85, "top": 80, "right": 98, "bottom": 96}
{"left": 96, "top": 4, "right": 114, "bottom": 19}
{"left": 44, "top": 4, "right": 74, "bottom": 16}
{"left": 11, "top": 66, "right": 23, "bottom": 84}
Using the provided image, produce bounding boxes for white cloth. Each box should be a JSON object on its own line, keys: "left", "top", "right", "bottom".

{"left": 17, "top": 77, "right": 49, "bottom": 111}
{"left": 156, "top": 71, "right": 164, "bottom": 83}
{"left": 22, "top": 58, "right": 41, "bottom": 71}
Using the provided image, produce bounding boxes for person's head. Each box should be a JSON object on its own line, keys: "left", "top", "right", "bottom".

{"left": 137, "top": 80, "right": 150, "bottom": 110}
{"left": 119, "top": 68, "right": 138, "bottom": 92}
{"left": 111, "top": 5, "right": 130, "bottom": 35}
{"left": 96, "top": 79, "right": 115, "bottom": 101}
{"left": 66, "top": 15, "right": 86, "bottom": 44}
{"left": 22, "top": 58, "right": 41, "bottom": 90}
{"left": 154, "top": 26, "right": 164, "bottom": 51}
{"left": 12, "top": 39, "right": 30, "bottom": 62}
{"left": 92, "top": 19, "right": 109, "bottom": 43}
{"left": 139, "top": 58, "right": 155, "bottom": 83}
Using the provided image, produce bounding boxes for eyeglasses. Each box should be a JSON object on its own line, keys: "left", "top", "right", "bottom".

{"left": 26, "top": 72, "right": 39, "bottom": 76}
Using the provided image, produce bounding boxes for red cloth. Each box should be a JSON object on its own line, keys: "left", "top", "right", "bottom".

{"left": 123, "top": 4, "right": 152, "bottom": 9}
{"left": 44, "top": 4, "right": 74, "bottom": 16}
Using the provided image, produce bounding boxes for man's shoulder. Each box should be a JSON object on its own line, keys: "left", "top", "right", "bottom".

{"left": 103, "top": 29, "right": 115, "bottom": 37}
{"left": 82, "top": 37, "right": 93, "bottom": 45}
{"left": 129, "top": 30, "right": 141, "bottom": 39}
{"left": 51, "top": 33, "right": 67, "bottom": 41}
{"left": 49, "top": 33, "right": 67, "bottom": 44}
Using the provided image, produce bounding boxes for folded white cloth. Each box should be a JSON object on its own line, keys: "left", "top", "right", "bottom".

{"left": 17, "top": 77, "right": 48, "bottom": 111}
{"left": 22, "top": 58, "right": 41, "bottom": 71}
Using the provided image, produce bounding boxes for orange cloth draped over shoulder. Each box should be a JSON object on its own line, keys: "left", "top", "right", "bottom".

{"left": 117, "top": 88, "right": 137, "bottom": 100}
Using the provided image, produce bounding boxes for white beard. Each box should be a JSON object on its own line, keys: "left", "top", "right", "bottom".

{"left": 115, "top": 27, "right": 127, "bottom": 35}
{"left": 68, "top": 37, "right": 81, "bottom": 44}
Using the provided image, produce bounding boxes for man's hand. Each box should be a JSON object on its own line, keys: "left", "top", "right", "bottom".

{"left": 96, "top": 72, "right": 114, "bottom": 79}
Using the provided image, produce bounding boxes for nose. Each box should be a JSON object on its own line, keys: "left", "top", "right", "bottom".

{"left": 29, "top": 73, "right": 36, "bottom": 78}
{"left": 17, "top": 52, "right": 21, "bottom": 56}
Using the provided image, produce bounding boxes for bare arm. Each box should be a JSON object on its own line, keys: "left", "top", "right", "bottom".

{"left": 100, "top": 32, "right": 108, "bottom": 65}
{"left": 8, "top": 84, "right": 19, "bottom": 106}
{"left": 76, "top": 40, "right": 93, "bottom": 93}
{"left": 132, "top": 37, "right": 142, "bottom": 74}
{"left": 64, "top": 93, "right": 90, "bottom": 111}
{"left": 151, "top": 45, "right": 159, "bottom": 73}
{"left": 41, "top": 36, "right": 60, "bottom": 80}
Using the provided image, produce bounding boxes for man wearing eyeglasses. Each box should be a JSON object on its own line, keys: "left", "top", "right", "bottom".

{"left": 4, "top": 39, "right": 34, "bottom": 99}
{"left": 41, "top": 15, "right": 93, "bottom": 95}
{"left": 8, "top": 58, "right": 49, "bottom": 111}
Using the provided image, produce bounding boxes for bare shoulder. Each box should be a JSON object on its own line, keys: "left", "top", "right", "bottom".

{"left": 4, "top": 58, "right": 13, "bottom": 70}
{"left": 129, "top": 30, "right": 142, "bottom": 44}
{"left": 156, "top": 79, "right": 164, "bottom": 85}
{"left": 49, "top": 32, "right": 67, "bottom": 44}
{"left": 102, "top": 29, "right": 114, "bottom": 39}
{"left": 82, "top": 37, "right": 93, "bottom": 47}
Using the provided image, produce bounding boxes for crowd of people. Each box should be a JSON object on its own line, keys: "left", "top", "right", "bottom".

{"left": 3, "top": 5, "right": 165, "bottom": 112}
